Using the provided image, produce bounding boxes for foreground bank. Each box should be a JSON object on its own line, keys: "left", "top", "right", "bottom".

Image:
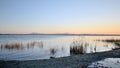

{"left": 0, "top": 49, "right": 120, "bottom": 68}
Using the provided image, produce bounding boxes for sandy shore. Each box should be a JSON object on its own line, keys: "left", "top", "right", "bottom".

{"left": 0, "top": 49, "right": 120, "bottom": 68}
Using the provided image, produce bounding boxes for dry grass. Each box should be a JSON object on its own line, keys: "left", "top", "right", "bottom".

{"left": 0, "top": 41, "right": 44, "bottom": 50}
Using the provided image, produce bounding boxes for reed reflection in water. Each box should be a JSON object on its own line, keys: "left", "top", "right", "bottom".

{"left": 0, "top": 35, "right": 120, "bottom": 60}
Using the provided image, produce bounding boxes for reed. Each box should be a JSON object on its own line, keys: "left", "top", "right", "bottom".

{"left": 102, "top": 39, "right": 120, "bottom": 43}
{"left": 0, "top": 41, "right": 44, "bottom": 50}
{"left": 3, "top": 42, "right": 23, "bottom": 50}
{"left": 70, "top": 45, "right": 84, "bottom": 55}
{"left": 70, "top": 39, "right": 88, "bottom": 55}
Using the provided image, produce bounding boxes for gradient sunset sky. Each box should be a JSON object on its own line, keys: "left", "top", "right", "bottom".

{"left": 0, "top": 0, "right": 120, "bottom": 34}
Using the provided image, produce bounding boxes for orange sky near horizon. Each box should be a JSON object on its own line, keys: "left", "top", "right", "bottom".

{"left": 0, "top": 0, "right": 120, "bottom": 34}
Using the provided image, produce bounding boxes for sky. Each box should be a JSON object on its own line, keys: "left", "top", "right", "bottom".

{"left": 0, "top": 0, "right": 120, "bottom": 34}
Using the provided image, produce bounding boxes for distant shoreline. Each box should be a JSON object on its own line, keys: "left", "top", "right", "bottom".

{"left": 0, "top": 34, "right": 120, "bottom": 36}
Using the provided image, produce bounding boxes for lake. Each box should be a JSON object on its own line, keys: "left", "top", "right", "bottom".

{"left": 0, "top": 35, "right": 120, "bottom": 60}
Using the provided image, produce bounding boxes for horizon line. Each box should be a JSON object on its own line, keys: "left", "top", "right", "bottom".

{"left": 0, "top": 33, "right": 120, "bottom": 36}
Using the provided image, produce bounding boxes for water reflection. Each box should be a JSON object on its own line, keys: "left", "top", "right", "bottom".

{"left": 0, "top": 36, "right": 120, "bottom": 60}
{"left": 0, "top": 39, "right": 119, "bottom": 53}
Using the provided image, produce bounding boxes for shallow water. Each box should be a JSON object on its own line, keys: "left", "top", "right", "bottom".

{"left": 0, "top": 35, "right": 120, "bottom": 60}
{"left": 88, "top": 58, "right": 120, "bottom": 68}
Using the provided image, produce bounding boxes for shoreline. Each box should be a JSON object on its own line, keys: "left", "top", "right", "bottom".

{"left": 0, "top": 49, "right": 120, "bottom": 68}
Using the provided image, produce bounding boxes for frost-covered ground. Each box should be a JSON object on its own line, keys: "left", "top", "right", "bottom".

{"left": 88, "top": 58, "right": 120, "bottom": 68}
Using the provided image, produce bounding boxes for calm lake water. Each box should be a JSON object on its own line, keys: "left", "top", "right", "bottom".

{"left": 0, "top": 35, "right": 120, "bottom": 60}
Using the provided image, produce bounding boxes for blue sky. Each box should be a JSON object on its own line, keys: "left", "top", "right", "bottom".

{"left": 0, "top": 0, "right": 120, "bottom": 34}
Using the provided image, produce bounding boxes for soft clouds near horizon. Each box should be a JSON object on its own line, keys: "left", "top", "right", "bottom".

{"left": 0, "top": 0, "right": 120, "bottom": 34}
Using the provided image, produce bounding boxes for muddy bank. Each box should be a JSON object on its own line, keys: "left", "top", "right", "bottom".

{"left": 0, "top": 49, "right": 120, "bottom": 68}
